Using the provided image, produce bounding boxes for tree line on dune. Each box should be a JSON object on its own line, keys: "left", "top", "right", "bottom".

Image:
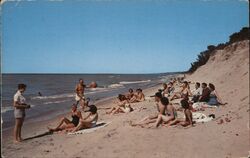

{"left": 187, "top": 27, "right": 250, "bottom": 73}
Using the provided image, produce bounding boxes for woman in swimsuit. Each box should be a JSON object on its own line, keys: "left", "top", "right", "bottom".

{"left": 154, "top": 97, "right": 177, "bottom": 127}
{"left": 130, "top": 93, "right": 166, "bottom": 128}
{"left": 48, "top": 104, "right": 82, "bottom": 133}
{"left": 71, "top": 105, "right": 98, "bottom": 132}
{"left": 170, "top": 81, "right": 192, "bottom": 101}
{"left": 168, "top": 99, "right": 194, "bottom": 127}
{"left": 106, "top": 94, "right": 133, "bottom": 115}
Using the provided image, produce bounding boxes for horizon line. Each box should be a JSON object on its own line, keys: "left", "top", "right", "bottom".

{"left": 1, "top": 71, "right": 185, "bottom": 75}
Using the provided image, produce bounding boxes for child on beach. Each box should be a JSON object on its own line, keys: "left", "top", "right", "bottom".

{"left": 168, "top": 99, "right": 194, "bottom": 127}
{"left": 47, "top": 104, "right": 82, "bottom": 133}
{"left": 106, "top": 94, "right": 133, "bottom": 115}
{"left": 71, "top": 105, "right": 98, "bottom": 132}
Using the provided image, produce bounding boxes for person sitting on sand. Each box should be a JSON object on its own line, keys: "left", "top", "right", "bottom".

{"left": 154, "top": 97, "right": 177, "bottom": 128}
{"left": 71, "top": 105, "right": 98, "bottom": 132}
{"left": 198, "top": 83, "right": 211, "bottom": 102}
{"left": 130, "top": 92, "right": 166, "bottom": 127}
{"left": 126, "top": 88, "right": 135, "bottom": 100}
{"left": 48, "top": 104, "right": 82, "bottom": 133}
{"left": 167, "top": 82, "right": 175, "bottom": 96}
{"left": 161, "top": 83, "right": 168, "bottom": 97}
{"left": 170, "top": 81, "right": 192, "bottom": 101}
{"left": 129, "top": 88, "right": 145, "bottom": 103}
{"left": 191, "top": 82, "right": 202, "bottom": 103}
{"left": 168, "top": 99, "right": 194, "bottom": 127}
{"left": 203, "top": 83, "right": 227, "bottom": 106}
{"left": 106, "top": 94, "right": 133, "bottom": 115}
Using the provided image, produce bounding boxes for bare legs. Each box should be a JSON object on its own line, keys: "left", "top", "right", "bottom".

{"left": 14, "top": 118, "right": 24, "bottom": 143}
{"left": 130, "top": 115, "right": 157, "bottom": 127}
{"left": 72, "top": 120, "right": 92, "bottom": 132}
{"left": 48, "top": 117, "right": 75, "bottom": 132}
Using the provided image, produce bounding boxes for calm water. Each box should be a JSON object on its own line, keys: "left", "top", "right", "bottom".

{"left": 1, "top": 73, "right": 176, "bottom": 130}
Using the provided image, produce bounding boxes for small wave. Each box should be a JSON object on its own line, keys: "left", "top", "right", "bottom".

{"left": 88, "top": 87, "right": 108, "bottom": 91}
{"left": 31, "top": 93, "right": 75, "bottom": 100}
{"left": 43, "top": 100, "right": 70, "bottom": 105}
{"left": 119, "top": 80, "right": 151, "bottom": 85}
{"left": 1, "top": 106, "right": 13, "bottom": 113}
{"left": 108, "top": 84, "right": 124, "bottom": 88}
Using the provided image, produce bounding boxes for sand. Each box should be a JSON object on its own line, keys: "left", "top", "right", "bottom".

{"left": 2, "top": 40, "right": 249, "bottom": 158}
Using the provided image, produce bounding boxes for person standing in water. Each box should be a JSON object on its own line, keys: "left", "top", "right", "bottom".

{"left": 13, "top": 84, "right": 31, "bottom": 143}
{"left": 75, "top": 79, "right": 89, "bottom": 108}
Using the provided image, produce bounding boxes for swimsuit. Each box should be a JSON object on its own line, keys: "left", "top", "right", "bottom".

{"left": 71, "top": 114, "right": 80, "bottom": 127}
{"left": 89, "top": 115, "right": 97, "bottom": 127}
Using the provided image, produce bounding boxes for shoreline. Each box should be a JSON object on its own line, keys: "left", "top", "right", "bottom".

{"left": 2, "top": 82, "right": 163, "bottom": 142}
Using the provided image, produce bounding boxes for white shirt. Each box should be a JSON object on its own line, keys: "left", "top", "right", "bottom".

{"left": 192, "top": 87, "right": 202, "bottom": 96}
{"left": 14, "top": 90, "right": 26, "bottom": 105}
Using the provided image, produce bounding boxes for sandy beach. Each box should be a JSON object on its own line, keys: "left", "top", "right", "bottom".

{"left": 2, "top": 40, "right": 249, "bottom": 158}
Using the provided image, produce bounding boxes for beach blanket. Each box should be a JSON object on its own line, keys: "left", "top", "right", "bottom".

{"left": 192, "top": 112, "right": 213, "bottom": 123}
{"left": 68, "top": 121, "right": 111, "bottom": 135}
{"left": 192, "top": 102, "right": 218, "bottom": 109}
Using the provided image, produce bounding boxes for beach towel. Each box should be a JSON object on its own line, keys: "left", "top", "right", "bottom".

{"left": 192, "top": 102, "right": 218, "bottom": 109}
{"left": 68, "top": 121, "right": 111, "bottom": 135}
{"left": 192, "top": 112, "right": 213, "bottom": 123}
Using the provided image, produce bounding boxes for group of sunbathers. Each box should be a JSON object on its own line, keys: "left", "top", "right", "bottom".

{"left": 48, "top": 79, "right": 99, "bottom": 133}
{"left": 130, "top": 77, "right": 226, "bottom": 128}
{"left": 48, "top": 77, "right": 226, "bottom": 133}
{"left": 106, "top": 88, "right": 146, "bottom": 115}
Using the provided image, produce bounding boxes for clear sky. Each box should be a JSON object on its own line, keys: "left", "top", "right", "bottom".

{"left": 2, "top": 0, "right": 249, "bottom": 74}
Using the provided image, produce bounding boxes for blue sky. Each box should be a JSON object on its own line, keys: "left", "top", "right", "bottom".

{"left": 2, "top": 0, "right": 249, "bottom": 74}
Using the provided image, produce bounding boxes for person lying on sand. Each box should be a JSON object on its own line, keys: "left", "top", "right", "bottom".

{"left": 106, "top": 94, "right": 133, "bottom": 115}
{"left": 129, "top": 88, "right": 145, "bottom": 103}
{"left": 71, "top": 105, "right": 98, "bottom": 132}
{"left": 170, "top": 81, "right": 192, "bottom": 101}
{"left": 125, "top": 88, "right": 135, "bottom": 100}
{"left": 154, "top": 97, "right": 177, "bottom": 128}
{"left": 168, "top": 99, "right": 194, "bottom": 127}
{"left": 130, "top": 92, "right": 166, "bottom": 127}
{"left": 48, "top": 104, "right": 82, "bottom": 133}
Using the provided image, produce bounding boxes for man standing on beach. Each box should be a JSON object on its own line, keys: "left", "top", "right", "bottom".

{"left": 75, "top": 79, "right": 87, "bottom": 107}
